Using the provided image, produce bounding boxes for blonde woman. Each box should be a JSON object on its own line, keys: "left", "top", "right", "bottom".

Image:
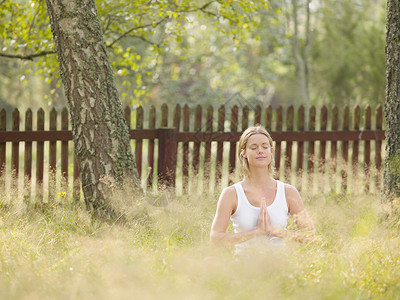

{"left": 210, "top": 125, "right": 315, "bottom": 254}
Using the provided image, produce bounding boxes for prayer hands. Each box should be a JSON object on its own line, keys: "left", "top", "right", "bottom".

{"left": 256, "top": 197, "right": 273, "bottom": 235}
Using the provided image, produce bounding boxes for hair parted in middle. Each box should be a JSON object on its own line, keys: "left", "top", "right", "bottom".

{"left": 237, "top": 125, "right": 276, "bottom": 178}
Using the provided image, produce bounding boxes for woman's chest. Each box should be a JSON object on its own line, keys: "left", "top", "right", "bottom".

{"left": 243, "top": 189, "right": 277, "bottom": 207}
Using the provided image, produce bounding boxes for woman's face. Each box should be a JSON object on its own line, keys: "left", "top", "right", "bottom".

{"left": 242, "top": 133, "right": 273, "bottom": 170}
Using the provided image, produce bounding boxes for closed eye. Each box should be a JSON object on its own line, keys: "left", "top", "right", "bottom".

{"left": 250, "top": 145, "right": 269, "bottom": 150}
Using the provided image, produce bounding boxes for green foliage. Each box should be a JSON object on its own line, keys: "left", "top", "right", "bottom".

{"left": 0, "top": 0, "right": 386, "bottom": 109}
{"left": 310, "top": 0, "right": 386, "bottom": 105}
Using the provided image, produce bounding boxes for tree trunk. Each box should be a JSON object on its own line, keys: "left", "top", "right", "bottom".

{"left": 45, "top": 0, "right": 140, "bottom": 215}
{"left": 291, "top": 0, "right": 311, "bottom": 106}
{"left": 384, "top": 0, "right": 400, "bottom": 197}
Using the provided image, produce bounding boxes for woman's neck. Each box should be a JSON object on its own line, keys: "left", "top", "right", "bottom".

{"left": 244, "top": 168, "right": 275, "bottom": 188}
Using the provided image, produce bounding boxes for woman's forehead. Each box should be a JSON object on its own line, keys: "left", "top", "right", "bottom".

{"left": 247, "top": 133, "right": 270, "bottom": 144}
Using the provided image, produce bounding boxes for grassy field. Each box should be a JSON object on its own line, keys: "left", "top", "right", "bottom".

{"left": 0, "top": 178, "right": 400, "bottom": 300}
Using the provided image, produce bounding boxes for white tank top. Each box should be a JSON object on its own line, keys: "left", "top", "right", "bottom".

{"left": 230, "top": 180, "right": 289, "bottom": 253}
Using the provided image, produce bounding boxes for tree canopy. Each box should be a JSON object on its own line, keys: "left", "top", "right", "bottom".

{"left": 0, "top": 0, "right": 386, "bottom": 109}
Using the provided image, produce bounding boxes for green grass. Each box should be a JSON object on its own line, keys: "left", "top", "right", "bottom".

{"left": 0, "top": 178, "right": 400, "bottom": 299}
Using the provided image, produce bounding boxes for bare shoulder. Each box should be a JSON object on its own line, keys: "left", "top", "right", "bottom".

{"left": 219, "top": 185, "right": 237, "bottom": 204}
{"left": 283, "top": 183, "right": 305, "bottom": 214}
{"left": 217, "top": 185, "right": 238, "bottom": 214}
{"left": 284, "top": 183, "right": 301, "bottom": 199}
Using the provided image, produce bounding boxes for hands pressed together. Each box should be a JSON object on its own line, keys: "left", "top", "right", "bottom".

{"left": 256, "top": 197, "right": 274, "bottom": 236}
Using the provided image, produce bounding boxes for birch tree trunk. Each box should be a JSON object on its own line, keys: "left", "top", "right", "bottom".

{"left": 291, "top": 0, "right": 311, "bottom": 106}
{"left": 45, "top": 0, "right": 140, "bottom": 215}
{"left": 384, "top": 0, "right": 400, "bottom": 197}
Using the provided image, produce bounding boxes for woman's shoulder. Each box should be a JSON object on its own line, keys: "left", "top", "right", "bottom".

{"left": 217, "top": 184, "right": 238, "bottom": 213}
{"left": 220, "top": 184, "right": 237, "bottom": 197}
{"left": 218, "top": 183, "right": 240, "bottom": 203}
{"left": 281, "top": 182, "right": 304, "bottom": 211}
{"left": 281, "top": 182, "right": 299, "bottom": 195}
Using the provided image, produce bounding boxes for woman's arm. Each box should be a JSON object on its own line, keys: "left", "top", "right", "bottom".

{"left": 264, "top": 185, "right": 316, "bottom": 242}
{"left": 210, "top": 187, "right": 263, "bottom": 247}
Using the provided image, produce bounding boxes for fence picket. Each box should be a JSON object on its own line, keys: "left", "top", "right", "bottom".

{"left": 216, "top": 105, "right": 225, "bottom": 181}
{"left": 49, "top": 108, "right": 57, "bottom": 201}
{"left": 255, "top": 105, "right": 261, "bottom": 125}
{"left": 37, "top": 108, "right": 44, "bottom": 201}
{"left": 308, "top": 106, "right": 316, "bottom": 175}
{"left": 49, "top": 108, "right": 57, "bottom": 172}
{"left": 161, "top": 103, "right": 168, "bottom": 127}
{"left": 265, "top": 105, "right": 272, "bottom": 131}
{"left": 24, "top": 109, "right": 33, "bottom": 202}
{"left": 297, "top": 106, "right": 305, "bottom": 190}
{"left": 173, "top": 104, "right": 181, "bottom": 190}
{"left": 12, "top": 109, "right": 20, "bottom": 182}
{"left": 136, "top": 106, "right": 143, "bottom": 177}
{"left": 275, "top": 106, "right": 283, "bottom": 179}
{"left": 193, "top": 105, "right": 202, "bottom": 174}
{"left": 242, "top": 105, "right": 249, "bottom": 131}
{"left": 319, "top": 106, "right": 328, "bottom": 174}
{"left": 205, "top": 105, "right": 213, "bottom": 186}
{"left": 297, "top": 106, "right": 305, "bottom": 172}
{"left": 61, "top": 108, "right": 69, "bottom": 181}
{"left": 173, "top": 104, "right": 181, "bottom": 130}
{"left": 11, "top": 109, "right": 19, "bottom": 194}
{"left": 341, "top": 105, "right": 350, "bottom": 192}
{"left": 376, "top": 105, "right": 383, "bottom": 189}
{"left": 285, "top": 106, "right": 294, "bottom": 181}
{"left": 182, "top": 105, "right": 189, "bottom": 188}
{"left": 330, "top": 105, "right": 338, "bottom": 190}
{"left": 364, "top": 105, "right": 371, "bottom": 192}
{"left": 124, "top": 106, "right": 131, "bottom": 127}
{"left": 24, "top": 109, "right": 33, "bottom": 180}
{"left": 148, "top": 106, "right": 156, "bottom": 187}
{"left": 353, "top": 105, "right": 361, "bottom": 176}
{"left": 229, "top": 105, "right": 238, "bottom": 178}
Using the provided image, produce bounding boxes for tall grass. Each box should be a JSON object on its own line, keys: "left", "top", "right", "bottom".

{"left": 0, "top": 173, "right": 399, "bottom": 300}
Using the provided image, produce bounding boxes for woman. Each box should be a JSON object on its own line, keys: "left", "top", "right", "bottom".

{"left": 210, "top": 125, "right": 315, "bottom": 254}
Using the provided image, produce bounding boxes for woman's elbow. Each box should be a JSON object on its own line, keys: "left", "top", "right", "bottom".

{"left": 210, "top": 231, "right": 224, "bottom": 246}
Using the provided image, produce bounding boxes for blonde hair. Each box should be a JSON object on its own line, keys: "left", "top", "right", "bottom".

{"left": 238, "top": 125, "right": 276, "bottom": 178}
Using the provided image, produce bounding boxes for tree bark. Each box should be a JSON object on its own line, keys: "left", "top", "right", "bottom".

{"left": 45, "top": 0, "right": 140, "bottom": 215}
{"left": 291, "top": 0, "right": 311, "bottom": 106}
{"left": 384, "top": 0, "right": 400, "bottom": 197}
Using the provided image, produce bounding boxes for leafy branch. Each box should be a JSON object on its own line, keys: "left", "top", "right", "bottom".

{"left": 106, "top": 16, "right": 170, "bottom": 48}
{"left": 175, "top": 0, "right": 238, "bottom": 24}
{"left": 106, "top": 1, "right": 238, "bottom": 48}
{"left": 0, "top": 0, "right": 242, "bottom": 61}
{"left": 0, "top": 50, "right": 56, "bottom": 60}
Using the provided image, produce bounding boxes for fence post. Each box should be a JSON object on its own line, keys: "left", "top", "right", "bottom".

{"left": 158, "top": 127, "right": 178, "bottom": 188}
{"left": 24, "top": 109, "right": 33, "bottom": 203}
{"left": 49, "top": 108, "right": 57, "bottom": 202}
{"left": 0, "top": 109, "right": 6, "bottom": 190}
{"left": 375, "top": 105, "right": 383, "bottom": 190}
{"left": 61, "top": 108, "right": 69, "bottom": 182}
{"left": 148, "top": 106, "right": 156, "bottom": 187}
{"left": 136, "top": 106, "right": 143, "bottom": 178}
{"left": 36, "top": 108, "right": 45, "bottom": 202}
{"left": 11, "top": 109, "right": 20, "bottom": 194}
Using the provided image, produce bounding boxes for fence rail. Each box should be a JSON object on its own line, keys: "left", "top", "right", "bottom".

{"left": 0, "top": 104, "right": 385, "bottom": 201}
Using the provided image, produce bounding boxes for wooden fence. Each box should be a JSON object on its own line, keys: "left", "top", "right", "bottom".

{"left": 0, "top": 104, "right": 385, "bottom": 200}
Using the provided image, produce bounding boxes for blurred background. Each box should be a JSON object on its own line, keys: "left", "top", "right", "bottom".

{"left": 0, "top": 0, "right": 386, "bottom": 112}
